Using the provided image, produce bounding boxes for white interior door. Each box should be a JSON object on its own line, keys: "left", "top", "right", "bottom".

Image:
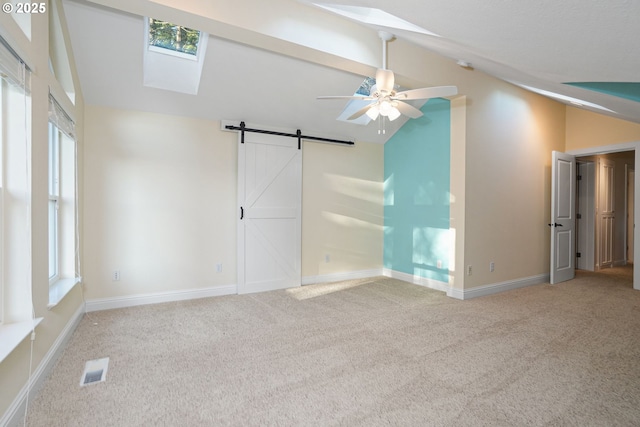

{"left": 628, "top": 168, "right": 635, "bottom": 263}
{"left": 237, "top": 131, "right": 302, "bottom": 294}
{"left": 576, "top": 161, "right": 595, "bottom": 271}
{"left": 598, "top": 158, "right": 615, "bottom": 268}
{"left": 550, "top": 151, "right": 576, "bottom": 284}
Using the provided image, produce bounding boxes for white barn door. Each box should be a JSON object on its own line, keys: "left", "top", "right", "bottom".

{"left": 237, "top": 131, "right": 302, "bottom": 294}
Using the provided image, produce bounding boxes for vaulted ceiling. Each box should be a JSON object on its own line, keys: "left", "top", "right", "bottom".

{"left": 63, "top": 0, "right": 640, "bottom": 143}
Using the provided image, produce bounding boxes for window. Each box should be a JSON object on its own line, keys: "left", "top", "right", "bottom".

{"left": 148, "top": 18, "right": 201, "bottom": 57}
{"left": 312, "top": 4, "right": 439, "bottom": 36}
{"left": 336, "top": 77, "right": 377, "bottom": 125}
{"left": 47, "top": 95, "right": 79, "bottom": 306}
{"left": 0, "top": 36, "right": 33, "bottom": 335}
{"left": 48, "top": 122, "right": 60, "bottom": 282}
{"left": 142, "top": 18, "right": 209, "bottom": 95}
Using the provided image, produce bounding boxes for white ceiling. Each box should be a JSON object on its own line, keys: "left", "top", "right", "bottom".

{"left": 62, "top": 0, "right": 640, "bottom": 143}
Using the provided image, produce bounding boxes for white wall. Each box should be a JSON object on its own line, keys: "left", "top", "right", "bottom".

{"left": 83, "top": 105, "right": 384, "bottom": 302}
{"left": 302, "top": 139, "right": 383, "bottom": 279}
{"left": 83, "top": 107, "right": 237, "bottom": 299}
{"left": 461, "top": 80, "right": 567, "bottom": 289}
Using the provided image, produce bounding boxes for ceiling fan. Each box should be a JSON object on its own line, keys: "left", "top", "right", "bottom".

{"left": 318, "top": 31, "right": 457, "bottom": 122}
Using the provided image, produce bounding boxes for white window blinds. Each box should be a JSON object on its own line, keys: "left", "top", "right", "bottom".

{"left": 0, "top": 36, "right": 30, "bottom": 91}
{"left": 48, "top": 94, "right": 75, "bottom": 140}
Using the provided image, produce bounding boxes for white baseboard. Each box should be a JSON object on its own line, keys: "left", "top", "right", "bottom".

{"left": 84, "top": 284, "right": 238, "bottom": 312}
{"left": 301, "top": 269, "right": 383, "bottom": 286}
{"left": 2, "top": 304, "right": 84, "bottom": 427}
{"left": 84, "top": 271, "right": 549, "bottom": 310}
{"left": 382, "top": 269, "right": 450, "bottom": 293}
{"left": 86, "top": 273, "right": 388, "bottom": 312}
{"left": 447, "top": 274, "right": 549, "bottom": 300}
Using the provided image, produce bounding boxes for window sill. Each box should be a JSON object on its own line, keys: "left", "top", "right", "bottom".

{"left": 48, "top": 277, "right": 81, "bottom": 309}
{"left": 0, "top": 318, "right": 43, "bottom": 363}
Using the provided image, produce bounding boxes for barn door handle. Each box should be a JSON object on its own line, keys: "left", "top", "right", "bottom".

{"left": 547, "top": 223, "right": 563, "bottom": 227}
{"left": 240, "top": 206, "right": 244, "bottom": 220}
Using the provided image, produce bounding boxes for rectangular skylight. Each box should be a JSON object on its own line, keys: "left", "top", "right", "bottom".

{"left": 148, "top": 18, "right": 201, "bottom": 57}
{"left": 143, "top": 17, "right": 209, "bottom": 95}
{"left": 337, "top": 76, "right": 376, "bottom": 124}
{"left": 312, "top": 4, "right": 439, "bottom": 36}
{"left": 519, "top": 84, "right": 616, "bottom": 113}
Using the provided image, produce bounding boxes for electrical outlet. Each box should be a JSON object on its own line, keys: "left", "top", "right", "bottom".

{"left": 325, "top": 254, "right": 330, "bottom": 263}
{"left": 467, "top": 265, "right": 472, "bottom": 276}
{"left": 112, "top": 270, "right": 120, "bottom": 281}
{"left": 490, "top": 262, "right": 495, "bottom": 272}
{"left": 437, "top": 260, "right": 442, "bottom": 269}
{"left": 216, "top": 263, "right": 223, "bottom": 273}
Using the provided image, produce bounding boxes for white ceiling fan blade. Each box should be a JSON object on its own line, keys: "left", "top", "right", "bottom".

{"left": 375, "top": 68, "right": 395, "bottom": 94}
{"left": 394, "top": 100, "right": 423, "bottom": 119}
{"left": 317, "top": 95, "right": 375, "bottom": 100}
{"left": 348, "top": 103, "right": 375, "bottom": 120}
{"left": 394, "top": 85, "right": 458, "bottom": 100}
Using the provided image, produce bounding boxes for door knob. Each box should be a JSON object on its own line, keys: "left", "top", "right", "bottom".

{"left": 547, "top": 223, "right": 563, "bottom": 227}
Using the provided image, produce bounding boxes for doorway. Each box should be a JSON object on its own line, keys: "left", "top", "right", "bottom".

{"left": 627, "top": 167, "right": 634, "bottom": 264}
{"left": 575, "top": 150, "right": 635, "bottom": 279}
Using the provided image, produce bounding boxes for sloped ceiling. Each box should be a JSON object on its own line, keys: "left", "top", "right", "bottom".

{"left": 62, "top": 0, "right": 640, "bottom": 143}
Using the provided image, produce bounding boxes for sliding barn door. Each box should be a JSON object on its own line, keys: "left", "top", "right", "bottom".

{"left": 237, "top": 131, "right": 302, "bottom": 294}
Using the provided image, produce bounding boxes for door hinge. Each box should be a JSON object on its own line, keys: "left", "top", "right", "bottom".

{"left": 576, "top": 252, "right": 581, "bottom": 258}
{"left": 577, "top": 213, "right": 582, "bottom": 219}
{"left": 577, "top": 175, "right": 582, "bottom": 181}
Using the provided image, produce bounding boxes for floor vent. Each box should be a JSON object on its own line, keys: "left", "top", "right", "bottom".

{"left": 80, "top": 357, "right": 109, "bottom": 386}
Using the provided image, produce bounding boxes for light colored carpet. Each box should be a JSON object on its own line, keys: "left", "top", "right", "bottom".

{"left": 25, "top": 269, "right": 640, "bottom": 426}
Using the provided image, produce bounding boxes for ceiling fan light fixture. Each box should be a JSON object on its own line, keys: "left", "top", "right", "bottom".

{"left": 378, "top": 100, "right": 401, "bottom": 121}
{"left": 366, "top": 104, "right": 380, "bottom": 120}
{"left": 317, "top": 31, "right": 457, "bottom": 125}
{"left": 387, "top": 106, "right": 402, "bottom": 121}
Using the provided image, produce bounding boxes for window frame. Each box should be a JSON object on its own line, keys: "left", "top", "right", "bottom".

{"left": 48, "top": 122, "right": 60, "bottom": 284}
{"left": 0, "top": 80, "right": 4, "bottom": 326}
{"left": 47, "top": 94, "right": 80, "bottom": 308}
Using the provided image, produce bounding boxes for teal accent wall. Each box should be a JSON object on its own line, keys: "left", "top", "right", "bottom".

{"left": 384, "top": 98, "right": 450, "bottom": 282}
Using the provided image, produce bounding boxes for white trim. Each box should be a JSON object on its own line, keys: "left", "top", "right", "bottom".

{"left": 301, "top": 269, "right": 383, "bottom": 285}
{"left": 447, "top": 274, "right": 549, "bottom": 300}
{"left": 148, "top": 45, "right": 199, "bottom": 61}
{"left": 567, "top": 141, "right": 640, "bottom": 157}
{"left": 382, "top": 269, "right": 450, "bottom": 293}
{"left": 1, "top": 305, "right": 83, "bottom": 427}
{"left": 84, "top": 284, "right": 237, "bottom": 312}
{"left": 48, "top": 277, "right": 81, "bottom": 309}
{"left": 0, "top": 318, "right": 42, "bottom": 364}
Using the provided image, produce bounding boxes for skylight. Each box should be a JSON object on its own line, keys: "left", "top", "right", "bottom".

{"left": 312, "top": 4, "right": 439, "bottom": 36}
{"left": 519, "top": 84, "right": 616, "bottom": 113}
{"left": 148, "top": 18, "right": 201, "bottom": 57}
{"left": 143, "top": 18, "right": 209, "bottom": 95}
{"left": 337, "top": 77, "right": 376, "bottom": 125}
